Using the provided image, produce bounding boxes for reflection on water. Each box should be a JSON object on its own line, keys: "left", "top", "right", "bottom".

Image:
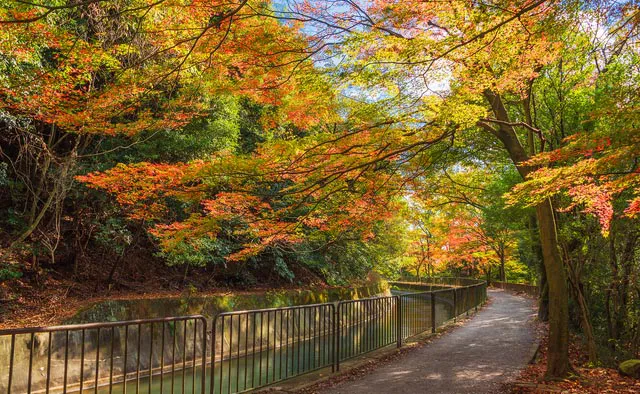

{"left": 95, "top": 333, "right": 333, "bottom": 394}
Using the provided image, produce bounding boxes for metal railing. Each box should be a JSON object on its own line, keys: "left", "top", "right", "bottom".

{"left": 1, "top": 279, "right": 486, "bottom": 394}
{"left": 210, "top": 303, "right": 335, "bottom": 394}
{"left": 491, "top": 281, "right": 537, "bottom": 297}
{"left": 336, "top": 296, "right": 398, "bottom": 368}
{"left": 1, "top": 316, "right": 207, "bottom": 394}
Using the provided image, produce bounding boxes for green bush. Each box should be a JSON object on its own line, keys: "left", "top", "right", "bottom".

{"left": 0, "top": 263, "right": 22, "bottom": 283}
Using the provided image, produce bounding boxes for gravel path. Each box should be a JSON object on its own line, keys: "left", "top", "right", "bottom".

{"left": 323, "top": 289, "right": 536, "bottom": 394}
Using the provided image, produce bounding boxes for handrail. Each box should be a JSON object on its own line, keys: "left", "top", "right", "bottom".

{"left": 0, "top": 315, "right": 208, "bottom": 394}
{"left": 0, "top": 314, "right": 207, "bottom": 335}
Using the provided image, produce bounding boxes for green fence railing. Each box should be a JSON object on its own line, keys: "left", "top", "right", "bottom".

{"left": 1, "top": 278, "right": 487, "bottom": 394}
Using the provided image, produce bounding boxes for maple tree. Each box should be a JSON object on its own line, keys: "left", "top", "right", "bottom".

{"left": 77, "top": 114, "right": 437, "bottom": 262}
{"left": 404, "top": 216, "right": 439, "bottom": 280}
{"left": 504, "top": 14, "right": 640, "bottom": 363}
{"left": 0, "top": 0, "right": 333, "bottom": 254}
{"left": 508, "top": 60, "right": 640, "bottom": 235}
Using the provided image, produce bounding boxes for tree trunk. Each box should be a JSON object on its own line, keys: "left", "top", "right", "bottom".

{"left": 575, "top": 282, "right": 598, "bottom": 363}
{"left": 499, "top": 253, "right": 506, "bottom": 282}
{"left": 564, "top": 245, "right": 598, "bottom": 363}
{"left": 536, "top": 199, "right": 572, "bottom": 379}
{"left": 539, "top": 268, "right": 550, "bottom": 322}
{"left": 12, "top": 189, "right": 56, "bottom": 246}
{"left": 529, "top": 214, "right": 549, "bottom": 321}
{"left": 105, "top": 255, "right": 122, "bottom": 288}
{"left": 608, "top": 230, "right": 621, "bottom": 346}
{"left": 481, "top": 90, "right": 572, "bottom": 379}
{"left": 605, "top": 288, "right": 616, "bottom": 350}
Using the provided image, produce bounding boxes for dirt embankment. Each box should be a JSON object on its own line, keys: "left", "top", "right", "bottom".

{"left": 0, "top": 248, "right": 328, "bottom": 329}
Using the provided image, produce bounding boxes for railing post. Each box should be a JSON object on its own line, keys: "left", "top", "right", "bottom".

{"left": 201, "top": 318, "right": 207, "bottom": 394}
{"left": 453, "top": 289, "right": 457, "bottom": 322}
{"left": 430, "top": 292, "right": 436, "bottom": 334}
{"left": 333, "top": 304, "right": 339, "bottom": 372}
{"left": 474, "top": 286, "right": 478, "bottom": 312}
{"left": 209, "top": 316, "right": 217, "bottom": 394}
{"left": 396, "top": 296, "right": 402, "bottom": 348}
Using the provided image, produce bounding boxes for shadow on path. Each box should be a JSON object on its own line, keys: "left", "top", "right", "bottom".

{"left": 323, "top": 289, "right": 536, "bottom": 394}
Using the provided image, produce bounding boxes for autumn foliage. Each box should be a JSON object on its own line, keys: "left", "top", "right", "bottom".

{"left": 0, "top": 0, "right": 334, "bottom": 136}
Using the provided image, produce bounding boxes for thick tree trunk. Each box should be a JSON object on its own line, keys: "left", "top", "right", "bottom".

{"left": 481, "top": 90, "right": 572, "bottom": 379}
{"left": 536, "top": 199, "right": 572, "bottom": 379}
{"left": 529, "top": 214, "right": 549, "bottom": 321}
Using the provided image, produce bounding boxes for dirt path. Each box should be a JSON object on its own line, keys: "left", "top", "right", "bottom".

{"left": 322, "top": 289, "right": 536, "bottom": 394}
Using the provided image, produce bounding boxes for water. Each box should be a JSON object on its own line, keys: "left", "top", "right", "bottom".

{"left": 94, "top": 332, "right": 334, "bottom": 394}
